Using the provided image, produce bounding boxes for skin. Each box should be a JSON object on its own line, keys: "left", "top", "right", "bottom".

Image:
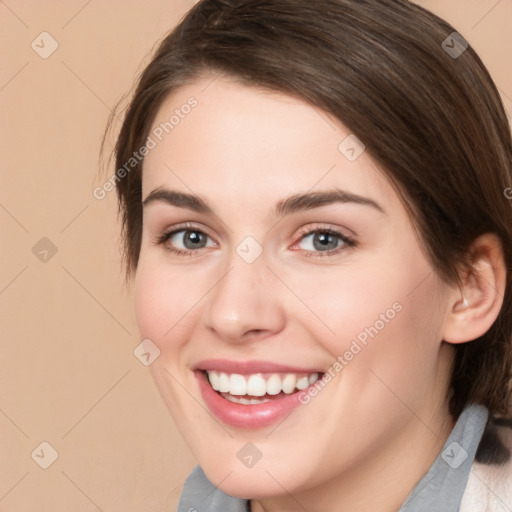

{"left": 134, "top": 76, "right": 506, "bottom": 512}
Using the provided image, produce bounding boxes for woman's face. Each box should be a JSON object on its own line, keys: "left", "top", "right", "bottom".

{"left": 135, "top": 77, "right": 457, "bottom": 499}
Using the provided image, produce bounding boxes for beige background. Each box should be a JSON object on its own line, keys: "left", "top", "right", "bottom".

{"left": 0, "top": 1, "right": 511, "bottom": 511}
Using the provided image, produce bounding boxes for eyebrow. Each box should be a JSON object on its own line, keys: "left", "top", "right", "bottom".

{"left": 142, "top": 187, "right": 385, "bottom": 216}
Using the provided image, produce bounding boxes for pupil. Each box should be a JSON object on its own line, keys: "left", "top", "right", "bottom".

{"left": 314, "top": 232, "right": 336, "bottom": 251}
{"left": 185, "top": 231, "right": 204, "bottom": 248}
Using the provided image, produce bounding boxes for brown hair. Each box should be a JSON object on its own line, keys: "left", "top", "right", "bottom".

{"left": 105, "top": 0, "right": 512, "bottom": 457}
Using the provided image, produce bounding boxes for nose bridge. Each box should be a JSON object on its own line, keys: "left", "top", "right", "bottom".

{"left": 203, "top": 243, "right": 286, "bottom": 342}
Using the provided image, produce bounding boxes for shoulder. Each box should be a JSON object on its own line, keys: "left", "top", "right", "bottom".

{"left": 460, "top": 417, "right": 512, "bottom": 512}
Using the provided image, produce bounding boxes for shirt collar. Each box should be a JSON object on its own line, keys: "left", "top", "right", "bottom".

{"left": 398, "top": 403, "right": 489, "bottom": 511}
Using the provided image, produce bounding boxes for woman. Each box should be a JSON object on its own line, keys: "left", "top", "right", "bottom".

{"left": 105, "top": 0, "right": 512, "bottom": 510}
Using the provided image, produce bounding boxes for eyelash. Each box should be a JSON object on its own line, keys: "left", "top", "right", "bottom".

{"left": 155, "top": 222, "right": 357, "bottom": 259}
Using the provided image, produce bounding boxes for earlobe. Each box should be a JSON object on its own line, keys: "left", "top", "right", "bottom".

{"left": 443, "top": 233, "right": 506, "bottom": 344}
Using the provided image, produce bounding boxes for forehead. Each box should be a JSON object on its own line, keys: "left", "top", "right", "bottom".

{"left": 141, "top": 77, "right": 397, "bottom": 213}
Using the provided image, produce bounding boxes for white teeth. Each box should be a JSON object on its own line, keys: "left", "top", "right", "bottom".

{"left": 296, "top": 376, "right": 309, "bottom": 390}
{"left": 266, "top": 374, "right": 282, "bottom": 395}
{"left": 206, "top": 370, "right": 321, "bottom": 397}
{"left": 208, "top": 370, "right": 220, "bottom": 391}
{"left": 282, "top": 374, "right": 297, "bottom": 394}
{"left": 246, "top": 374, "right": 267, "bottom": 396}
{"left": 219, "top": 372, "right": 230, "bottom": 392}
{"left": 229, "top": 374, "right": 247, "bottom": 395}
{"left": 223, "top": 394, "right": 271, "bottom": 405}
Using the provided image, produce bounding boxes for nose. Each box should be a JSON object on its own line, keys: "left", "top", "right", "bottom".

{"left": 202, "top": 253, "right": 287, "bottom": 344}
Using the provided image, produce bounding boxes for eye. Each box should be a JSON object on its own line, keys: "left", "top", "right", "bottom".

{"left": 154, "top": 223, "right": 356, "bottom": 259}
{"left": 293, "top": 227, "right": 356, "bottom": 258}
{"left": 156, "top": 223, "right": 216, "bottom": 256}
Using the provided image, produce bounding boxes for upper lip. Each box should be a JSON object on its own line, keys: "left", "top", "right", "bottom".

{"left": 193, "top": 359, "right": 324, "bottom": 374}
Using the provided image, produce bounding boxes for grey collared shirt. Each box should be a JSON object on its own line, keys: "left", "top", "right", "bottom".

{"left": 177, "top": 404, "right": 489, "bottom": 512}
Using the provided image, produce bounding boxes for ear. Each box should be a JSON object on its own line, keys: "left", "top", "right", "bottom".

{"left": 443, "top": 233, "right": 507, "bottom": 344}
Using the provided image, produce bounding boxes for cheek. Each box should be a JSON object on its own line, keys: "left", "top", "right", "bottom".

{"left": 134, "top": 256, "right": 206, "bottom": 355}
{"left": 280, "top": 258, "right": 410, "bottom": 350}
{"left": 292, "top": 252, "right": 445, "bottom": 382}
{"left": 134, "top": 257, "right": 208, "bottom": 423}
{"left": 332, "top": 268, "right": 446, "bottom": 417}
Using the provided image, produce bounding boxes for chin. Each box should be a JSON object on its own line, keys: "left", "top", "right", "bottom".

{"left": 199, "top": 454, "right": 312, "bottom": 500}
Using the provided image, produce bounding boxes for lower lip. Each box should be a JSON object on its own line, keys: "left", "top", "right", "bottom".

{"left": 196, "top": 370, "right": 308, "bottom": 429}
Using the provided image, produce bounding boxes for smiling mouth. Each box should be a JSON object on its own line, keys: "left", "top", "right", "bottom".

{"left": 203, "top": 370, "right": 322, "bottom": 405}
